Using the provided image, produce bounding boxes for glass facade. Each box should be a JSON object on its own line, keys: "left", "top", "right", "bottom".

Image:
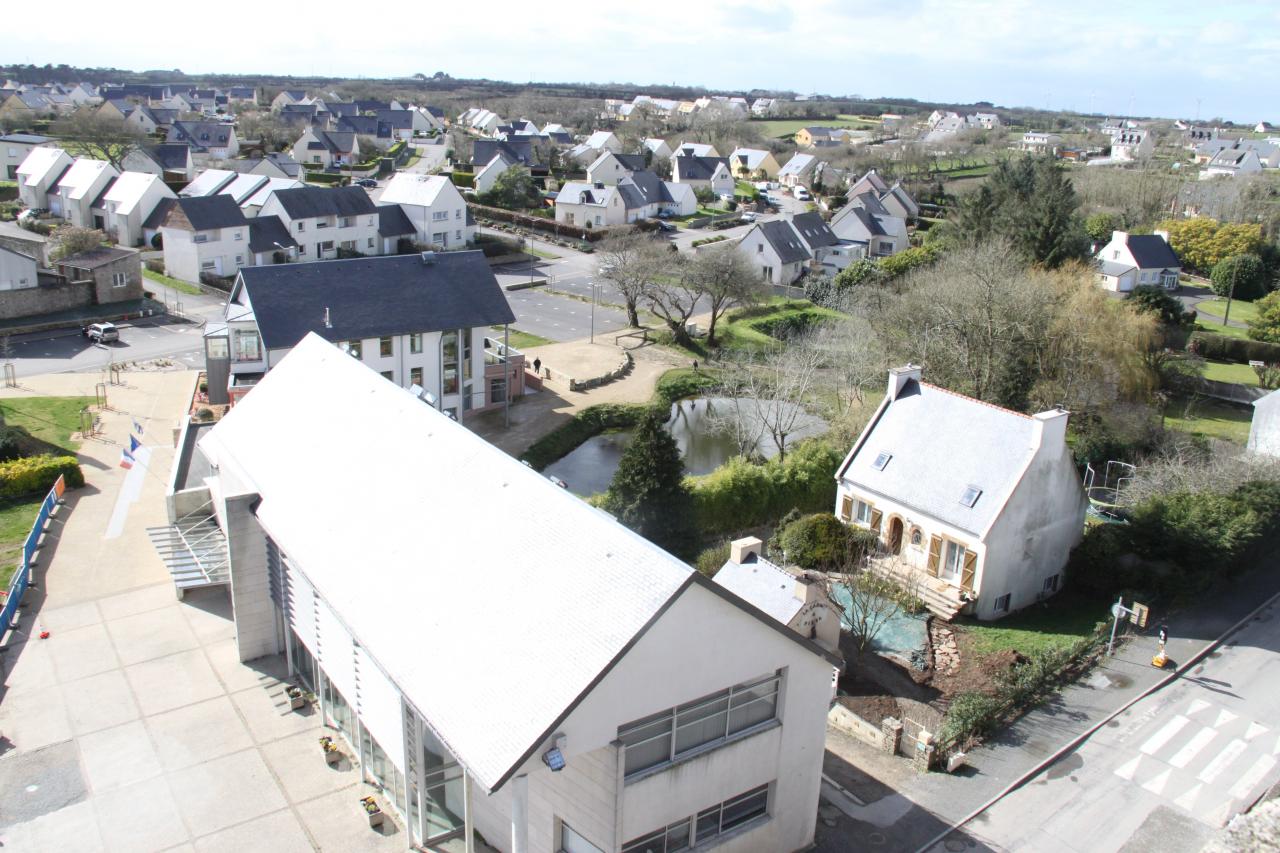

{"left": 442, "top": 332, "right": 459, "bottom": 394}
{"left": 323, "top": 676, "right": 356, "bottom": 746}
{"left": 421, "top": 726, "right": 465, "bottom": 839}
{"left": 623, "top": 784, "right": 769, "bottom": 852}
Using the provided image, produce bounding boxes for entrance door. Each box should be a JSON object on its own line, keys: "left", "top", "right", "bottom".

{"left": 888, "top": 517, "right": 904, "bottom": 555}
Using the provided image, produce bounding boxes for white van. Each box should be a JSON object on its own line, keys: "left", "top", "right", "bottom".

{"left": 794, "top": 187, "right": 812, "bottom": 201}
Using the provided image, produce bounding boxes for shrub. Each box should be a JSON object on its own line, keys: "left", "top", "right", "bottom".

{"left": 939, "top": 692, "right": 1004, "bottom": 746}
{"left": 877, "top": 244, "right": 940, "bottom": 280}
{"left": 0, "top": 454, "right": 83, "bottom": 499}
{"left": 1084, "top": 212, "right": 1121, "bottom": 243}
{"left": 691, "top": 235, "right": 729, "bottom": 248}
{"left": 775, "top": 512, "right": 877, "bottom": 570}
{"left": 0, "top": 426, "right": 22, "bottom": 462}
{"left": 1187, "top": 331, "right": 1280, "bottom": 364}
{"left": 694, "top": 540, "right": 732, "bottom": 577}
{"left": 1210, "top": 254, "right": 1268, "bottom": 302}
{"left": 144, "top": 258, "right": 164, "bottom": 274}
{"left": 653, "top": 370, "right": 718, "bottom": 408}
{"left": 519, "top": 403, "right": 645, "bottom": 471}
{"left": 751, "top": 310, "right": 827, "bottom": 341}
{"left": 1248, "top": 290, "right": 1280, "bottom": 344}
{"left": 1130, "top": 286, "right": 1196, "bottom": 327}
{"left": 691, "top": 439, "right": 845, "bottom": 534}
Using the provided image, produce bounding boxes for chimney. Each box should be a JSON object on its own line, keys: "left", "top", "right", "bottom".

{"left": 1031, "top": 408, "right": 1069, "bottom": 454}
{"left": 792, "top": 572, "right": 821, "bottom": 604}
{"left": 1112, "top": 230, "right": 1128, "bottom": 243}
{"left": 729, "top": 536, "right": 763, "bottom": 565}
{"left": 886, "top": 364, "right": 921, "bottom": 401}
{"left": 1154, "top": 229, "right": 1170, "bottom": 244}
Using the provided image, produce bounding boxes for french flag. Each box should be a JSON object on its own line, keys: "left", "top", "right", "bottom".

{"left": 119, "top": 448, "right": 134, "bottom": 469}
{"left": 129, "top": 435, "right": 142, "bottom": 453}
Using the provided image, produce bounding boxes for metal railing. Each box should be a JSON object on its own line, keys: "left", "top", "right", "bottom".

{"left": 1, "top": 475, "right": 67, "bottom": 632}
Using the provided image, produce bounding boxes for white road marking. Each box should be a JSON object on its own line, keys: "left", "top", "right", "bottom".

{"left": 1187, "top": 699, "right": 1212, "bottom": 716}
{"left": 1214, "top": 709, "right": 1238, "bottom": 728}
{"left": 1115, "top": 756, "right": 1142, "bottom": 780}
{"left": 1170, "top": 728, "right": 1217, "bottom": 768}
{"left": 1228, "top": 755, "right": 1277, "bottom": 800}
{"left": 1198, "top": 739, "right": 1248, "bottom": 784}
{"left": 1142, "top": 767, "right": 1172, "bottom": 795}
{"left": 1141, "top": 716, "right": 1190, "bottom": 755}
{"left": 1244, "top": 722, "right": 1268, "bottom": 741}
{"left": 1173, "top": 783, "right": 1202, "bottom": 811}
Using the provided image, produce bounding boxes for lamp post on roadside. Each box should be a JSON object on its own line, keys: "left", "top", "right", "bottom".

{"left": 589, "top": 279, "right": 597, "bottom": 343}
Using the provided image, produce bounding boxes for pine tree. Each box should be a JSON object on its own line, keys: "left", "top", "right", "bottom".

{"left": 602, "top": 411, "right": 698, "bottom": 557}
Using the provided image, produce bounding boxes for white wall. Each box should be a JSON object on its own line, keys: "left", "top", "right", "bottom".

{"left": 161, "top": 223, "right": 249, "bottom": 282}
{"left": 1249, "top": 393, "right": 1280, "bottom": 457}
{"left": 0, "top": 248, "right": 37, "bottom": 291}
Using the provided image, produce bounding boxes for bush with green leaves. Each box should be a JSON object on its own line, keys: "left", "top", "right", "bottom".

{"left": 1210, "top": 254, "right": 1268, "bottom": 302}
{"left": 1248, "top": 290, "right": 1280, "bottom": 343}
{"left": 693, "top": 540, "right": 732, "bottom": 577}
{"left": 1129, "top": 286, "right": 1195, "bottom": 328}
{"left": 773, "top": 512, "right": 868, "bottom": 570}
{"left": 0, "top": 454, "right": 83, "bottom": 499}
{"left": 691, "top": 439, "right": 845, "bottom": 534}
{"left": 520, "top": 404, "right": 644, "bottom": 471}
{"left": 1188, "top": 331, "right": 1280, "bottom": 364}
{"left": 1084, "top": 211, "right": 1121, "bottom": 243}
{"left": 877, "top": 244, "right": 941, "bottom": 280}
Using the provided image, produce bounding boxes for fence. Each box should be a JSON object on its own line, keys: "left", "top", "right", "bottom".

{"left": 0, "top": 475, "right": 66, "bottom": 632}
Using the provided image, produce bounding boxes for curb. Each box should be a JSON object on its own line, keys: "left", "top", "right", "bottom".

{"left": 913, "top": 587, "right": 1280, "bottom": 853}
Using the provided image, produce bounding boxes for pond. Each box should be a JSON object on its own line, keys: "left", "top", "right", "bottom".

{"left": 542, "top": 396, "right": 827, "bottom": 496}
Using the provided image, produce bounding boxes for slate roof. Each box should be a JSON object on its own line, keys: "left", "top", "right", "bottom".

{"left": 844, "top": 205, "right": 886, "bottom": 237}
{"left": 337, "top": 115, "right": 383, "bottom": 137}
{"left": 168, "top": 121, "right": 234, "bottom": 151}
{"left": 0, "top": 133, "right": 52, "bottom": 144}
{"left": 142, "top": 197, "right": 177, "bottom": 230}
{"left": 473, "top": 137, "right": 531, "bottom": 167}
{"left": 305, "top": 130, "right": 358, "bottom": 155}
{"left": 376, "top": 204, "right": 415, "bottom": 237}
{"left": 58, "top": 246, "right": 136, "bottom": 269}
{"left": 147, "top": 143, "right": 191, "bottom": 171}
{"left": 1125, "top": 234, "right": 1179, "bottom": 269}
{"left": 790, "top": 212, "right": 839, "bottom": 249}
{"left": 236, "top": 251, "right": 515, "bottom": 349}
{"left": 168, "top": 195, "right": 247, "bottom": 231}
{"left": 246, "top": 215, "right": 298, "bottom": 253}
{"left": 757, "top": 220, "right": 811, "bottom": 264}
{"left": 837, "top": 379, "right": 1037, "bottom": 535}
{"left": 269, "top": 185, "right": 376, "bottom": 220}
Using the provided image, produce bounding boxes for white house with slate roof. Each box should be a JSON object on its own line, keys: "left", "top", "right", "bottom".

{"left": 739, "top": 219, "right": 812, "bottom": 285}
{"left": 258, "top": 185, "right": 380, "bottom": 261}
{"left": 1093, "top": 230, "right": 1181, "bottom": 292}
{"left": 835, "top": 366, "right": 1087, "bottom": 620}
{"left": 101, "top": 171, "right": 177, "bottom": 247}
{"left": 379, "top": 173, "right": 473, "bottom": 249}
{"left": 672, "top": 154, "right": 735, "bottom": 196}
{"left": 556, "top": 172, "right": 695, "bottom": 228}
{"left": 159, "top": 195, "right": 254, "bottom": 282}
{"left": 728, "top": 148, "right": 781, "bottom": 179}
{"left": 714, "top": 537, "right": 842, "bottom": 654}
{"left": 51, "top": 158, "right": 118, "bottom": 228}
{"left": 185, "top": 332, "right": 836, "bottom": 852}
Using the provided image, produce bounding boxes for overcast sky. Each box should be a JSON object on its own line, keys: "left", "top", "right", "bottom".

{"left": 12, "top": 0, "right": 1277, "bottom": 122}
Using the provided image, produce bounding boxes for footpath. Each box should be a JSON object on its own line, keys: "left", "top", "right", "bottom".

{"left": 815, "top": 564, "right": 1280, "bottom": 853}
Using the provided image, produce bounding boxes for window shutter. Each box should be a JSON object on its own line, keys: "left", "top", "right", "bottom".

{"left": 927, "top": 535, "right": 943, "bottom": 577}
{"left": 961, "top": 550, "right": 977, "bottom": 592}
{"left": 840, "top": 495, "right": 853, "bottom": 522}
{"left": 870, "top": 509, "right": 883, "bottom": 534}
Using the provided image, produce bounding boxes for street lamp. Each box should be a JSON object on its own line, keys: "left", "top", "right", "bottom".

{"left": 589, "top": 279, "right": 598, "bottom": 343}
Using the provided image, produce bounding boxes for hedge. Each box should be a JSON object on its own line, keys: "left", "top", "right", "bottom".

{"left": 520, "top": 404, "right": 645, "bottom": 471}
{"left": 0, "top": 454, "right": 83, "bottom": 500}
{"left": 304, "top": 171, "right": 345, "bottom": 185}
{"left": 690, "top": 439, "right": 845, "bottom": 534}
{"left": 751, "top": 310, "right": 828, "bottom": 341}
{"left": 451, "top": 171, "right": 475, "bottom": 188}
{"left": 691, "top": 235, "right": 728, "bottom": 248}
{"left": 469, "top": 202, "right": 614, "bottom": 242}
{"left": 1187, "top": 331, "right": 1280, "bottom": 364}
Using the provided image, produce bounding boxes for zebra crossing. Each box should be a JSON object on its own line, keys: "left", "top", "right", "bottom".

{"left": 1114, "top": 696, "right": 1279, "bottom": 826}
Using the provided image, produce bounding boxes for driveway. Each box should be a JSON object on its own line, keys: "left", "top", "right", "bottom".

{"left": 0, "top": 370, "right": 406, "bottom": 852}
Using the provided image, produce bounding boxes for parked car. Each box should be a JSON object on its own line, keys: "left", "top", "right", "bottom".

{"left": 85, "top": 322, "right": 119, "bottom": 343}
{"left": 355, "top": 178, "right": 378, "bottom": 188}
{"left": 740, "top": 211, "right": 758, "bottom": 223}
{"left": 794, "top": 187, "right": 812, "bottom": 201}
{"left": 656, "top": 221, "right": 677, "bottom": 233}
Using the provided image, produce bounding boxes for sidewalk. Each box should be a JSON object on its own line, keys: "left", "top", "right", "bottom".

{"left": 0, "top": 369, "right": 404, "bottom": 851}
{"left": 816, "top": 564, "right": 1280, "bottom": 852}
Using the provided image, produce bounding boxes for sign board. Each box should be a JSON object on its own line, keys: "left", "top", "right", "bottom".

{"left": 1130, "top": 603, "right": 1149, "bottom": 628}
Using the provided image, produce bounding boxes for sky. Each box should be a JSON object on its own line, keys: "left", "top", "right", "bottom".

{"left": 9, "top": 0, "right": 1278, "bottom": 123}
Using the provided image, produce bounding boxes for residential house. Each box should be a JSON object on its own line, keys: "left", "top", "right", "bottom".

{"left": 125, "top": 104, "right": 179, "bottom": 136}
{"left": 258, "top": 185, "right": 381, "bottom": 261}
{"left": 1248, "top": 389, "right": 1280, "bottom": 458}
{"left": 15, "top": 146, "right": 74, "bottom": 210}
{"left": 777, "top": 153, "right": 817, "bottom": 189}
{"left": 642, "top": 138, "right": 672, "bottom": 161}
{"left": 1093, "top": 230, "right": 1180, "bottom": 292}
{"left": 174, "top": 331, "right": 834, "bottom": 852}
{"left": 713, "top": 537, "right": 841, "bottom": 653}
{"left": 179, "top": 168, "right": 238, "bottom": 198}
{"left": 0, "top": 245, "right": 39, "bottom": 299}
{"left": 829, "top": 192, "right": 907, "bottom": 258}
{"left": 788, "top": 212, "right": 842, "bottom": 272}
{"left": 379, "top": 173, "right": 473, "bottom": 249}
{"left": 474, "top": 152, "right": 520, "bottom": 195}
{"left": 239, "top": 177, "right": 305, "bottom": 218}
{"left": 729, "top": 148, "right": 781, "bottom": 180}
{"left": 101, "top": 171, "right": 177, "bottom": 247}
{"left": 751, "top": 98, "right": 781, "bottom": 116}
{"left": 271, "top": 89, "right": 308, "bottom": 111}
{"left": 1018, "top": 132, "right": 1062, "bottom": 155}
{"left": 846, "top": 170, "right": 919, "bottom": 221}
{"left": 227, "top": 86, "right": 257, "bottom": 105}
{"left": 671, "top": 155, "right": 734, "bottom": 196}
{"left": 794, "top": 127, "right": 846, "bottom": 148}
{"left": 0, "top": 92, "right": 56, "bottom": 122}
{"left": 250, "top": 152, "right": 303, "bottom": 180}
{"left": 0, "top": 219, "right": 51, "bottom": 265}
{"left": 835, "top": 365, "right": 1087, "bottom": 620}
{"left": 585, "top": 151, "right": 647, "bottom": 187}
{"left": 1108, "top": 129, "right": 1153, "bottom": 162}
{"left": 122, "top": 144, "right": 196, "bottom": 181}
{"left": 458, "top": 107, "right": 504, "bottom": 136}
{"left": 95, "top": 98, "right": 134, "bottom": 122}
{"left": 672, "top": 141, "right": 720, "bottom": 159}
{"left": 923, "top": 113, "right": 967, "bottom": 143}
{"left": 291, "top": 128, "right": 360, "bottom": 169}
{"left": 568, "top": 130, "right": 623, "bottom": 164}
{"left": 51, "top": 158, "right": 119, "bottom": 228}
{"left": 556, "top": 172, "right": 695, "bottom": 228}
{"left": 159, "top": 195, "right": 254, "bottom": 281}
{"left": 473, "top": 138, "right": 534, "bottom": 170}
{"left": 739, "top": 219, "right": 812, "bottom": 285}
{"left": 1, "top": 133, "right": 54, "bottom": 180}
{"left": 1200, "top": 146, "right": 1263, "bottom": 180}
{"left": 1183, "top": 126, "right": 1219, "bottom": 148}
{"left": 968, "top": 112, "right": 1001, "bottom": 130}
{"left": 0, "top": 244, "right": 143, "bottom": 322}
{"left": 52, "top": 246, "right": 144, "bottom": 306}
{"left": 209, "top": 251, "right": 518, "bottom": 413}
{"left": 375, "top": 204, "right": 415, "bottom": 255}
{"left": 168, "top": 121, "right": 240, "bottom": 160}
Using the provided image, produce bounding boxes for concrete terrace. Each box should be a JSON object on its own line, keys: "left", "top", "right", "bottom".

{"left": 0, "top": 370, "right": 407, "bottom": 852}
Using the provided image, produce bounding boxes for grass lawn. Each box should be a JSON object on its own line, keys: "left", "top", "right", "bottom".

{"left": 490, "top": 327, "right": 554, "bottom": 350}
{"left": 1201, "top": 359, "right": 1260, "bottom": 386}
{"left": 961, "top": 593, "right": 1109, "bottom": 659}
{"left": 1163, "top": 394, "right": 1253, "bottom": 444}
{"left": 0, "top": 396, "right": 91, "bottom": 455}
{"left": 1196, "top": 298, "right": 1259, "bottom": 325}
{"left": 529, "top": 247, "right": 561, "bottom": 260}
{"left": 143, "top": 268, "right": 203, "bottom": 296}
{"left": 0, "top": 495, "right": 46, "bottom": 589}
{"left": 1195, "top": 318, "right": 1248, "bottom": 339}
{"left": 718, "top": 299, "right": 841, "bottom": 351}
{"left": 753, "top": 116, "right": 877, "bottom": 139}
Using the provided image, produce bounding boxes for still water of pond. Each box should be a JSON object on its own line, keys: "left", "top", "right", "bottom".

{"left": 543, "top": 396, "right": 826, "bottom": 496}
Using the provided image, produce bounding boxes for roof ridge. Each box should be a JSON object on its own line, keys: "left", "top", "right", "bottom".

{"left": 917, "top": 381, "right": 1033, "bottom": 419}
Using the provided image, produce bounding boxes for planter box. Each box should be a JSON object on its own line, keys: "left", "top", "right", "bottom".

{"left": 289, "top": 694, "right": 306, "bottom": 711}
{"left": 324, "top": 749, "right": 341, "bottom": 766}
{"left": 367, "top": 810, "right": 384, "bottom": 829}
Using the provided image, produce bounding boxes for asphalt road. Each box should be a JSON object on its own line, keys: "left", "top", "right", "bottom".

{"left": 929, "top": 596, "right": 1280, "bottom": 853}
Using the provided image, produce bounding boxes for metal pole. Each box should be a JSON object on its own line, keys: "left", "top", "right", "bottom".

{"left": 590, "top": 282, "right": 596, "bottom": 343}
{"left": 503, "top": 323, "right": 510, "bottom": 428}
{"left": 1108, "top": 595, "right": 1123, "bottom": 656}
{"left": 463, "top": 768, "right": 475, "bottom": 853}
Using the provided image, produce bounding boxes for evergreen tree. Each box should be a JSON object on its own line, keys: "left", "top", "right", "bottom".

{"left": 602, "top": 411, "right": 698, "bottom": 557}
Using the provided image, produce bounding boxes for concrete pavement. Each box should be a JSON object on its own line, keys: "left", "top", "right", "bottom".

{"left": 0, "top": 370, "right": 405, "bottom": 852}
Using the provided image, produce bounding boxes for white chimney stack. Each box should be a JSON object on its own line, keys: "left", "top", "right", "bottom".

{"left": 729, "top": 536, "right": 763, "bottom": 565}
{"left": 887, "top": 364, "right": 922, "bottom": 401}
{"left": 1031, "top": 408, "right": 1070, "bottom": 454}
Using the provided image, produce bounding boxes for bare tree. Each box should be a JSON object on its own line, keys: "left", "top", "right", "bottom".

{"left": 703, "top": 376, "right": 767, "bottom": 459}
{"left": 720, "top": 338, "right": 823, "bottom": 462}
{"left": 595, "top": 232, "right": 671, "bottom": 327}
{"left": 804, "top": 316, "right": 888, "bottom": 416}
{"left": 50, "top": 110, "right": 146, "bottom": 169}
{"left": 685, "top": 244, "right": 768, "bottom": 346}
{"left": 644, "top": 254, "right": 704, "bottom": 346}
{"left": 823, "top": 540, "right": 919, "bottom": 661}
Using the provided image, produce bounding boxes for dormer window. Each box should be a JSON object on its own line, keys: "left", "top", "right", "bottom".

{"left": 872, "top": 452, "right": 892, "bottom": 471}
{"left": 960, "top": 486, "right": 982, "bottom": 508}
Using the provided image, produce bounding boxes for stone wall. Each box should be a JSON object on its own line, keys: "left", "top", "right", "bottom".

{"left": 0, "top": 279, "right": 94, "bottom": 321}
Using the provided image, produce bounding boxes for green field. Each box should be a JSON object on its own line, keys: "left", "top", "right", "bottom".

{"left": 0, "top": 396, "right": 91, "bottom": 454}
{"left": 0, "top": 495, "right": 46, "bottom": 588}
{"left": 1196, "top": 298, "right": 1258, "bottom": 325}
{"left": 961, "top": 594, "right": 1107, "bottom": 658}
{"left": 489, "top": 327, "right": 554, "bottom": 350}
{"left": 754, "top": 114, "right": 880, "bottom": 139}
{"left": 1195, "top": 318, "right": 1248, "bottom": 339}
{"left": 1201, "top": 359, "right": 1259, "bottom": 386}
{"left": 1163, "top": 395, "right": 1252, "bottom": 444}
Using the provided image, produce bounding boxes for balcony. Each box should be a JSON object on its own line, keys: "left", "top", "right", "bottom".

{"left": 483, "top": 337, "right": 524, "bottom": 366}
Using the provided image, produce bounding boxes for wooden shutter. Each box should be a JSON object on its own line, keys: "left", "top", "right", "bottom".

{"left": 870, "top": 509, "right": 883, "bottom": 534}
{"left": 840, "top": 495, "right": 853, "bottom": 522}
{"left": 961, "top": 550, "right": 977, "bottom": 592}
{"left": 926, "top": 535, "right": 943, "bottom": 577}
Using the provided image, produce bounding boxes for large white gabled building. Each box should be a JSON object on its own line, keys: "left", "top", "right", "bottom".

{"left": 178, "top": 334, "right": 838, "bottom": 853}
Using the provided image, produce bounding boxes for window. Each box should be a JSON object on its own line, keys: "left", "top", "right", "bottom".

{"left": 756, "top": 243, "right": 764, "bottom": 253}
{"left": 409, "top": 334, "right": 422, "bottom": 354}
{"left": 235, "top": 255, "right": 243, "bottom": 265}
{"left": 910, "top": 528, "right": 923, "bottom": 548}
{"left": 379, "top": 336, "right": 393, "bottom": 357}
{"left": 761, "top": 265, "right": 773, "bottom": 279}
{"left": 456, "top": 230, "right": 462, "bottom": 241}
{"left": 1043, "top": 574, "right": 1060, "bottom": 594}
{"left": 623, "top": 784, "right": 769, "bottom": 853}
{"left": 316, "top": 219, "right": 329, "bottom": 229}
{"left": 318, "top": 241, "right": 334, "bottom": 253}
{"left": 233, "top": 230, "right": 243, "bottom": 241}
{"left": 206, "top": 336, "right": 228, "bottom": 359}
{"left": 233, "top": 330, "right": 261, "bottom": 362}
{"left": 618, "top": 672, "right": 781, "bottom": 777}
{"left": 200, "top": 260, "right": 216, "bottom": 270}
{"left": 855, "top": 500, "right": 871, "bottom": 525}
{"left": 194, "top": 233, "right": 209, "bottom": 244}
{"left": 442, "top": 331, "right": 459, "bottom": 394}
{"left": 490, "top": 377, "right": 507, "bottom": 404}
{"left": 380, "top": 370, "right": 394, "bottom": 381}
{"left": 432, "top": 210, "right": 448, "bottom": 221}
{"left": 944, "top": 540, "right": 965, "bottom": 578}
{"left": 560, "top": 822, "right": 605, "bottom": 853}
{"left": 344, "top": 340, "right": 363, "bottom": 359}
{"left": 872, "top": 451, "right": 892, "bottom": 470}
{"left": 960, "top": 485, "right": 982, "bottom": 508}
{"left": 410, "top": 366, "right": 423, "bottom": 387}
{"left": 994, "top": 593, "right": 1012, "bottom": 614}
{"left": 297, "top": 221, "right": 306, "bottom": 232}
{"left": 455, "top": 208, "right": 462, "bottom": 219}
{"left": 367, "top": 237, "right": 375, "bottom": 248}
{"left": 432, "top": 232, "right": 445, "bottom": 245}
{"left": 340, "top": 217, "right": 352, "bottom": 228}
{"left": 111, "top": 272, "right": 127, "bottom": 288}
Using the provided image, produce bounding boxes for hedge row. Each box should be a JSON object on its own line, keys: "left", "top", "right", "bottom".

{"left": 751, "top": 310, "right": 828, "bottom": 341}
{"left": 1187, "top": 331, "right": 1280, "bottom": 364}
{"left": 520, "top": 404, "right": 645, "bottom": 471}
{"left": 690, "top": 439, "right": 845, "bottom": 534}
{"left": 469, "top": 203, "right": 614, "bottom": 242}
{"left": 691, "top": 235, "right": 729, "bottom": 248}
{"left": 451, "top": 171, "right": 475, "bottom": 188}
{"left": 304, "top": 171, "right": 344, "bottom": 185}
{"left": 0, "top": 454, "right": 84, "bottom": 500}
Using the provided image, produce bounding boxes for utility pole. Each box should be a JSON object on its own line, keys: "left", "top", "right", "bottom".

{"left": 1223, "top": 261, "right": 1239, "bottom": 326}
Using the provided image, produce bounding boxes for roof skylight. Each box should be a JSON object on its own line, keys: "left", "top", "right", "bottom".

{"left": 960, "top": 486, "right": 982, "bottom": 508}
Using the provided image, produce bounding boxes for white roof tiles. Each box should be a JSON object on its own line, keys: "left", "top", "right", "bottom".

{"left": 16, "top": 146, "right": 69, "bottom": 186}
{"left": 102, "top": 171, "right": 161, "bottom": 215}
{"left": 180, "top": 168, "right": 237, "bottom": 197}
{"left": 713, "top": 558, "right": 805, "bottom": 625}
{"left": 379, "top": 172, "right": 452, "bottom": 207}
{"left": 198, "top": 335, "right": 694, "bottom": 792}
{"left": 218, "top": 173, "right": 269, "bottom": 205}
{"left": 56, "top": 158, "right": 113, "bottom": 200}
{"left": 242, "top": 177, "right": 304, "bottom": 210}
